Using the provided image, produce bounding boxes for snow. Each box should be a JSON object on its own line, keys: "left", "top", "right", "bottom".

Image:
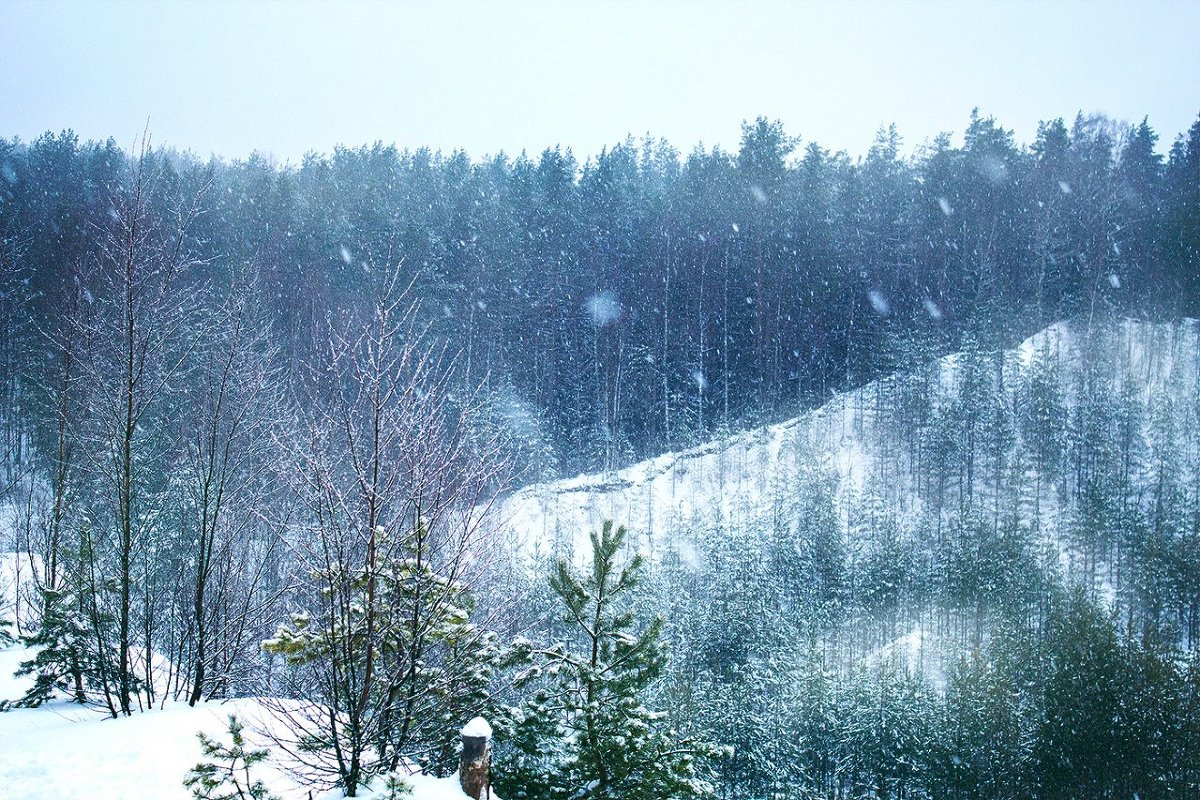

{"left": 868, "top": 289, "right": 890, "bottom": 316}
{"left": 315, "top": 773, "right": 477, "bottom": 800}
{"left": 0, "top": 687, "right": 305, "bottom": 800}
{"left": 0, "top": 549, "right": 44, "bottom": 636}
{"left": 0, "top": 561, "right": 479, "bottom": 800}
{"left": 488, "top": 341, "right": 889, "bottom": 562}
{"left": 488, "top": 317, "right": 1200, "bottom": 673}
{"left": 584, "top": 292, "right": 621, "bottom": 326}
{"left": 460, "top": 715, "right": 492, "bottom": 738}
{"left": 0, "top": 652, "right": 482, "bottom": 800}
{"left": 862, "top": 625, "right": 948, "bottom": 688}
{"left": 0, "top": 642, "right": 35, "bottom": 701}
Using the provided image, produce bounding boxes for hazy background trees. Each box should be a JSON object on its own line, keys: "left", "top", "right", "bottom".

{"left": 5, "top": 110, "right": 1197, "bottom": 481}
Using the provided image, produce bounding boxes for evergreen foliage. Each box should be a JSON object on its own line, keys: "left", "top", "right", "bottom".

{"left": 183, "top": 714, "right": 278, "bottom": 800}
{"left": 262, "top": 522, "right": 498, "bottom": 794}
{"left": 494, "top": 521, "right": 722, "bottom": 800}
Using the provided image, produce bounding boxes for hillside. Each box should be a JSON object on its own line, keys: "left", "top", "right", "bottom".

{"left": 494, "top": 317, "right": 1200, "bottom": 589}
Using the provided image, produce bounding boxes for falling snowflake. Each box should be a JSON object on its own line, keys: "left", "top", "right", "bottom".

{"left": 868, "top": 290, "right": 890, "bottom": 316}
{"left": 585, "top": 292, "right": 621, "bottom": 326}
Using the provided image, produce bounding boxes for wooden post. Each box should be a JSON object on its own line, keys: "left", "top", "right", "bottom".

{"left": 459, "top": 716, "right": 492, "bottom": 800}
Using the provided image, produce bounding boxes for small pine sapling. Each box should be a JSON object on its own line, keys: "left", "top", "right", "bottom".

{"left": 183, "top": 714, "right": 279, "bottom": 800}
{"left": 15, "top": 586, "right": 91, "bottom": 706}
{"left": 381, "top": 772, "right": 414, "bottom": 800}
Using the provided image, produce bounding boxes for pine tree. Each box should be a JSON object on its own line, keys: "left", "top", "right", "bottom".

{"left": 14, "top": 525, "right": 119, "bottom": 709}
{"left": 183, "top": 714, "right": 278, "bottom": 800}
{"left": 494, "top": 521, "right": 721, "bottom": 800}
{"left": 15, "top": 586, "right": 90, "bottom": 706}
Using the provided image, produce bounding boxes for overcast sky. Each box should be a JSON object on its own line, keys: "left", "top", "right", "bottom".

{"left": 2, "top": 0, "right": 1198, "bottom": 165}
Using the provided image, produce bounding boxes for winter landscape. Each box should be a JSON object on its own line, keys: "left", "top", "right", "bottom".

{"left": 3, "top": 2, "right": 1200, "bottom": 799}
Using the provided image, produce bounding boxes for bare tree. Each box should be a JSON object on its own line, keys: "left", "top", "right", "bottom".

{"left": 0, "top": 211, "right": 32, "bottom": 499}
{"left": 179, "top": 272, "right": 289, "bottom": 705}
{"left": 80, "top": 134, "right": 207, "bottom": 715}
{"left": 263, "top": 269, "right": 508, "bottom": 796}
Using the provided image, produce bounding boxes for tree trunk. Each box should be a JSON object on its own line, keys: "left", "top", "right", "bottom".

{"left": 459, "top": 718, "right": 491, "bottom": 800}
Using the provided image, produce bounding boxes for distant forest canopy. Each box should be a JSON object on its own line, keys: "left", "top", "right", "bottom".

{"left": 1, "top": 109, "right": 1198, "bottom": 475}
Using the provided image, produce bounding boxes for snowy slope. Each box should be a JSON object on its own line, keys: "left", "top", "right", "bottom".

{"left": 491, "top": 318, "right": 1199, "bottom": 561}
{"left": 0, "top": 637, "right": 478, "bottom": 800}
{"left": 490, "top": 356, "right": 879, "bottom": 561}
{"left": 488, "top": 318, "right": 1200, "bottom": 683}
{"left": 0, "top": 686, "right": 476, "bottom": 800}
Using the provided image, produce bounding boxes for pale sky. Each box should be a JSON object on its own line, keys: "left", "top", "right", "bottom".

{"left": 2, "top": 0, "right": 1198, "bottom": 164}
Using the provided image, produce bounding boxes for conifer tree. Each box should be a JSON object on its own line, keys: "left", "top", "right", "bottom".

{"left": 183, "top": 714, "right": 279, "bottom": 800}
{"left": 262, "top": 522, "right": 499, "bottom": 794}
{"left": 15, "top": 585, "right": 90, "bottom": 706}
{"left": 495, "top": 521, "right": 721, "bottom": 800}
{"left": 14, "top": 524, "right": 119, "bottom": 710}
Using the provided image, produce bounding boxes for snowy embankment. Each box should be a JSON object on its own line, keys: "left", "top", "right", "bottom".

{"left": 489, "top": 318, "right": 1200, "bottom": 676}
{"left": 490, "top": 320, "right": 1061, "bottom": 558}
{"left": 0, "top": 657, "right": 475, "bottom": 800}
{"left": 0, "top": 552, "right": 475, "bottom": 800}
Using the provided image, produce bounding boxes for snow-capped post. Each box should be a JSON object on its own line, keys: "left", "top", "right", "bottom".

{"left": 459, "top": 716, "right": 492, "bottom": 799}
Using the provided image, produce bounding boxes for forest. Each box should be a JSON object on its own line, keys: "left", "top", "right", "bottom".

{"left": 1, "top": 108, "right": 1200, "bottom": 799}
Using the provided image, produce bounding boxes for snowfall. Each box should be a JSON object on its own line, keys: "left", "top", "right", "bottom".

{"left": 3, "top": 318, "right": 1194, "bottom": 799}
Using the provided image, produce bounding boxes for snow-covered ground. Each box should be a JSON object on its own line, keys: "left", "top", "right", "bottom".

{"left": 493, "top": 318, "right": 1199, "bottom": 559}
{"left": 0, "top": 548, "right": 480, "bottom": 800}
{"left": 488, "top": 318, "right": 1200, "bottom": 672}
{"left": 0, "top": 686, "right": 288, "bottom": 800}
{"left": 0, "top": 651, "right": 479, "bottom": 800}
{"left": 493, "top": 321, "right": 991, "bottom": 557}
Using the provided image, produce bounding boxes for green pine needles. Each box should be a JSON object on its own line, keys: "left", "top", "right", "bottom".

{"left": 183, "top": 714, "right": 278, "bottom": 800}
{"left": 495, "top": 521, "right": 722, "bottom": 800}
{"left": 261, "top": 521, "right": 498, "bottom": 795}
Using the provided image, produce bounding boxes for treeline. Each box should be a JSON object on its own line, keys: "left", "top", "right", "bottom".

{"left": 2, "top": 110, "right": 1198, "bottom": 475}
